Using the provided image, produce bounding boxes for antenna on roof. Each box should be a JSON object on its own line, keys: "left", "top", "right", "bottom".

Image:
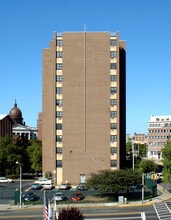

{"left": 14, "top": 99, "right": 17, "bottom": 107}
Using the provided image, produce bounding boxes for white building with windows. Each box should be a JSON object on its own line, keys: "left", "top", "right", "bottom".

{"left": 12, "top": 123, "right": 38, "bottom": 140}
{"left": 148, "top": 115, "right": 171, "bottom": 159}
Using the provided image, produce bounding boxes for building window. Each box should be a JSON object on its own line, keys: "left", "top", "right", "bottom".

{"left": 56, "top": 40, "right": 63, "bottom": 46}
{"left": 56, "top": 111, "right": 62, "bottom": 118}
{"left": 56, "top": 63, "right": 63, "bottom": 70}
{"left": 110, "top": 111, "right": 117, "bottom": 118}
{"left": 110, "top": 123, "right": 117, "bottom": 130}
{"left": 56, "top": 135, "right": 62, "bottom": 142}
{"left": 56, "top": 123, "right": 62, "bottom": 130}
{"left": 56, "top": 99, "right": 62, "bottom": 106}
{"left": 111, "top": 87, "right": 117, "bottom": 94}
{"left": 110, "top": 51, "right": 117, "bottom": 58}
{"left": 110, "top": 75, "right": 117, "bottom": 81}
{"left": 110, "top": 99, "right": 117, "bottom": 106}
{"left": 110, "top": 135, "right": 117, "bottom": 142}
{"left": 110, "top": 39, "right": 117, "bottom": 46}
{"left": 110, "top": 63, "right": 117, "bottom": 69}
{"left": 56, "top": 87, "right": 62, "bottom": 94}
{"left": 56, "top": 75, "right": 63, "bottom": 82}
{"left": 56, "top": 160, "right": 62, "bottom": 167}
{"left": 56, "top": 51, "right": 62, "bottom": 58}
{"left": 56, "top": 147, "right": 62, "bottom": 154}
{"left": 110, "top": 160, "right": 117, "bottom": 167}
{"left": 110, "top": 147, "right": 117, "bottom": 154}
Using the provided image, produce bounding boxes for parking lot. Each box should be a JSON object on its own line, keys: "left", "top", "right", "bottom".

{"left": 0, "top": 180, "right": 99, "bottom": 205}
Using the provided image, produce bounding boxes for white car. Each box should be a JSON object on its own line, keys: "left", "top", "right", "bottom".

{"left": 34, "top": 177, "right": 52, "bottom": 185}
{"left": 0, "top": 177, "right": 14, "bottom": 183}
{"left": 54, "top": 192, "right": 65, "bottom": 201}
{"left": 59, "top": 183, "right": 71, "bottom": 190}
{"left": 43, "top": 183, "right": 53, "bottom": 190}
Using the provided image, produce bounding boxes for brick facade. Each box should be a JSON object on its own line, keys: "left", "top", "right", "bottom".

{"left": 42, "top": 31, "right": 126, "bottom": 184}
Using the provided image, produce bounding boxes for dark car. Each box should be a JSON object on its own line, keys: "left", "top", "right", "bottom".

{"left": 71, "top": 192, "right": 84, "bottom": 201}
{"left": 78, "top": 183, "right": 87, "bottom": 190}
{"left": 23, "top": 192, "right": 37, "bottom": 202}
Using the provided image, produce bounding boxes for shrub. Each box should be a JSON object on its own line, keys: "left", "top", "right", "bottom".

{"left": 57, "top": 207, "right": 84, "bottom": 220}
{"left": 45, "top": 171, "right": 52, "bottom": 179}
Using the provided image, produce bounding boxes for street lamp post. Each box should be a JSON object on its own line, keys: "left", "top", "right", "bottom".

{"left": 141, "top": 173, "right": 145, "bottom": 219}
{"left": 16, "top": 162, "right": 22, "bottom": 208}
{"left": 132, "top": 141, "right": 134, "bottom": 170}
{"left": 142, "top": 173, "right": 144, "bottom": 208}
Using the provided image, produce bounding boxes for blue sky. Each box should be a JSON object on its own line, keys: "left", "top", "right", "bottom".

{"left": 0, "top": 0, "right": 171, "bottom": 135}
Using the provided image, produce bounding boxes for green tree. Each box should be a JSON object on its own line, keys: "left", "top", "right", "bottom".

{"left": 27, "top": 139, "right": 42, "bottom": 174}
{"left": 136, "top": 159, "right": 157, "bottom": 173}
{"left": 0, "top": 135, "right": 28, "bottom": 176}
{"left": 0, "top": 136, "right": 9, "bottom": 175}
{"left": 0, "top": 135, "right": 41, "bottom": 176}
{"left": 86, "top": 169, "right": 141, "bottom": 194}
{"left": 133, "top": 143, "right": 147, "bottom": 158}
{"left": 162, "top": 140, "right": 171, "bottom": 183}
{"left": 126, "top": 139, "right": 132, "bottom": 154}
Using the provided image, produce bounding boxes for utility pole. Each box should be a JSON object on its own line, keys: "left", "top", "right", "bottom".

{"left": 16, "top": 161, "right": 22, "bottom": 208}
{"left": 141, "top": 173, "right": 146, "bottom": 220}
{"left": 132, "top": 141, "right": 134, "bottom": 170}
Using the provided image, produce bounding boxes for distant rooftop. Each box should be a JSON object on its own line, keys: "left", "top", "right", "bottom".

{"left": 0, "top": 114, "right": 8, "bottom": 120}
{"left": 150, "top": 115, "right": 171, "bottom": 122}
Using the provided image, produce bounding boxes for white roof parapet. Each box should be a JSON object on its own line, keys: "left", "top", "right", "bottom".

{"left": 0, "top": 114, "right": 8, "bottom": 120}
{"left": 150, "top": 115, "right": 171, "bottom": 122}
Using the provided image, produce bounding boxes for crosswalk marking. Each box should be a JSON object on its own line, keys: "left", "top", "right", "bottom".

{"left": 86, "top": 218, "right": 142, "bottom": 220}
{"left": 153, "top": 202, "right": 171, "bottom": 220}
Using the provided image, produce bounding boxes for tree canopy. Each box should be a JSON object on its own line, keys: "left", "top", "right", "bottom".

{"left": 136, "top": 159, "right": 157, "bottom": 173}
{"left": 27, "top": 139, "right": 42, "bottom": 173}
{"left": 162, "top": 140, "right": 171, "bottom": 183}
{"left": 0, "top": 135, "right": 42, "bottom": 176}
{"left": 86, "top": 169, "right": 142, "bottom": 194}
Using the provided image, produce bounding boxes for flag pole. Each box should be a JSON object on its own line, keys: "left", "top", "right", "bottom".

{"left": 43, "top": 190, "right": 49, "bottom": 220}
{"left": 53, "top": 199, "right": 59, "bottom": 220}
{"left": 48, "top": 200, "right": 52, "bottom": 219}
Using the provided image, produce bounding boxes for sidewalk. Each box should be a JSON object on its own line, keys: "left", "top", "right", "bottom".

{"left": 118, "top": 184, "right": 171, "bottom": 207}
{"left": 0, "top": 184, "right": 171, "bottom": 211}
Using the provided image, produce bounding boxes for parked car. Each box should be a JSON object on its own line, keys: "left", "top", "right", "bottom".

{"left": 34, "top": 177, "right": 52, "bottom": 185}
{"left": 23, "top": 192, "right": 37, "bottom": 202}
{"left": 157, "top": 173, "right": 163, "bottom": 180}
{"left": 71, "top": 192, "right": 84, "bottom": 201}
{"left": 59, "top": 183, "right": 71, "bottom": 190}
{"left": 149, "top": 172, "right": 163, "bottom": 182}
{"left": 43, "top": 183, "right": 54, "bottom": 190}
{"left": 54, "top": 192, "right": 65, "bottom": 201}
{"left": 78, "top": 183, "right": 87, "bottom": 190}
{"left": 0, "top": 177, "right": 14, "bottom": 183}
{"left": 31, "top": 183, "right": 42, "bottom": 190}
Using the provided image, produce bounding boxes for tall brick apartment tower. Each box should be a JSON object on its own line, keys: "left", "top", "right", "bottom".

{"left": 42, "top": 31, "right": 126, "bottom": 185}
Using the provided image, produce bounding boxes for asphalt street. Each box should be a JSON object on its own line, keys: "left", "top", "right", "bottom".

{"left": 0, "top": 180, "right": 171, "bottom": 219}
